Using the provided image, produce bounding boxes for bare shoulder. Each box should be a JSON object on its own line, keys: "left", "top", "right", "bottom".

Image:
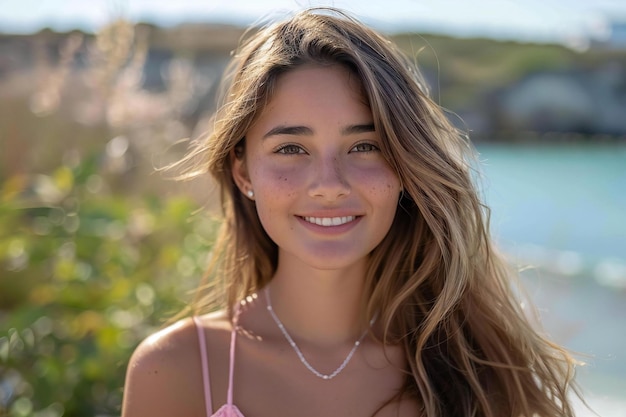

{"left": 121, "top": 311, "right": 231, "bottom": 417}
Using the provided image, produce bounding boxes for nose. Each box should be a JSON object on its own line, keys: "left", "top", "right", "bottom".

{"left": 308, "top": 155, "right": 351, "bottom": 200}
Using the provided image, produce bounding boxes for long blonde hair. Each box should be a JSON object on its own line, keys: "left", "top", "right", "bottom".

{"left": 176, "top": 8, "right": 581, "bottom": 417}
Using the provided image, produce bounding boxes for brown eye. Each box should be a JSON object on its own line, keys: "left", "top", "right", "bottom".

{"left": 276, "top": 144, "right": 305, "bottom": 154}
{"left": 351, "top": 142, "right": 379, "bottom": 153}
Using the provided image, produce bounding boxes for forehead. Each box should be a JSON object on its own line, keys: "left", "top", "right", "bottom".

{"left": 294, "top": 64, "right": 364, "bottom": 97}
{"left": 255, "top": 64, "right": 371, "bottom": 124}
{"left": 272, "top": 63, "right": 364, "bottom": 95}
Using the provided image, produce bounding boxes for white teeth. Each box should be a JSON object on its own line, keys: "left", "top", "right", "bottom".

{"left": 303, "top": 216, "right": 355, "bottom": 226}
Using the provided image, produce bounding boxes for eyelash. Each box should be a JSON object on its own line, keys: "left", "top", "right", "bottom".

{"left": 274, "top": 144, "right": 305, "bottom": 155}
{"left": 351, "top": 142, "right": 380, "bottom": 153}
{"left": 273, "top": 142, "right": 380, "bottom": 155}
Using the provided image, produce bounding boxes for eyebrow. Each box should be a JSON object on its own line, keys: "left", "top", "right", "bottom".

{"left": 341, "top": 123, "right": 375, "bottom": 135}
{"left": 262, "top": 123, "right": 375, "bottom": 139}
{"left": 262, "top": 125, "right": 312, "bottom": 139}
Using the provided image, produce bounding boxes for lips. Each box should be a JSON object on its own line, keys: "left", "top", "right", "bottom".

{"left": 302, "top": 216, "right": 357, "bottom": 226}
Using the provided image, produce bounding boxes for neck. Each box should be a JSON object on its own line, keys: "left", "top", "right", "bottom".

{"left": 267, "top": 256, "right": 369, "bottom": 347}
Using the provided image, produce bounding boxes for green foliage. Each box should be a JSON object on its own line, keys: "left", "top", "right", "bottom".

{"left": 0, "top": 155, "right": 217, "bottom": 416}
{"left": 392, "top": 33, "right": 578, "bottom": 108}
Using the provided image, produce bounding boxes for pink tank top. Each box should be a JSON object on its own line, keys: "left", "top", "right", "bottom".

{"left": 193, "top": 315, "right": 245, "bottom": 417}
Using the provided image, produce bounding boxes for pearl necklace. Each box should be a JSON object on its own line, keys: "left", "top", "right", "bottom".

{"left": 264, "top": 287, "right": 373, "bottom": 380}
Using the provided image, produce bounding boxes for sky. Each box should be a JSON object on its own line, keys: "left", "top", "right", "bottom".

{"left": 1, "top": 0, "right": 625, "bottom": 46}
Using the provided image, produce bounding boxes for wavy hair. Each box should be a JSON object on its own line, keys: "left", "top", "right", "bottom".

{"left": 175, "top": 8, "right": 581, "bottom": 417}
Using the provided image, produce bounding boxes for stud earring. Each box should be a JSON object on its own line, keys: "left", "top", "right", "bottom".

{"left": 246, "top": 190, "right": 254, "bottom": 198}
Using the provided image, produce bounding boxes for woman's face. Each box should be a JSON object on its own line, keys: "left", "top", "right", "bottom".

{"left": 233, "top": 64, "right": 401, "bottom": 271}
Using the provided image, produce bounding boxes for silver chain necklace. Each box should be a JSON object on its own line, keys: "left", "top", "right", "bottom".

{"left": 264, "top": 287, "right": 373, "bottom": 380}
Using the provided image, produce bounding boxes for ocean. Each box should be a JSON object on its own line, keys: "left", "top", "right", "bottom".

{"left": 477, "top": 143, "right": 626, "bottom": 415}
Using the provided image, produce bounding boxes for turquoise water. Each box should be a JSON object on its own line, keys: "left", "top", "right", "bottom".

{"left": 478, "top": 144, "right": 626, "bottom": 263}
{"left": 477, "top": 143, "right": 626, "bottom": 415}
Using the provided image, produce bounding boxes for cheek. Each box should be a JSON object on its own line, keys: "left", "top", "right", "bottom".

{"left": 360, "top": 168, "right": 401, "bottom": 225}
{"left": 251, "top": 165, "right": 303, "bottom": 195}
{"left": 250, "top": 167, "right": 303, "bottom": 239}
{"left": 358, "top": 166, "right": 401, "bottom": 198}
{"left": 248, "top": 163, "right": 306, "bottom": 221}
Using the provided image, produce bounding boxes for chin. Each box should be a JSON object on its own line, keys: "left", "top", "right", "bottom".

{"left": 293, "top": 251, "right": 369, "bottom": 273}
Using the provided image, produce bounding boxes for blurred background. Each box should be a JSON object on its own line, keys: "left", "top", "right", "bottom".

{"left": 0, "top": 1, "right": 624, "bottom": 416}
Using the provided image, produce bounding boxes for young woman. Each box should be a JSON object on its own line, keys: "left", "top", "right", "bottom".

{"left": 122, "top": 8, "right": 581, "bottom": 417}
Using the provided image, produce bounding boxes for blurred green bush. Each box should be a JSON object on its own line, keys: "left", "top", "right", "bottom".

{"left": 0, "top": 155, "right": 217, "bottom": 416}
{"left": 0, "top": 18, "right": 221, "bottom": 416}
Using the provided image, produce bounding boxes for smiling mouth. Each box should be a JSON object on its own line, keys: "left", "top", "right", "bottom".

{"left": 302, "top": 216, "right": 357, "bottom": 226}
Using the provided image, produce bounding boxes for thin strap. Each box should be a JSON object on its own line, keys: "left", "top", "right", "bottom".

{"left": 227, "top": 304, "right": 241, "bottom": 405}
{"left": 193, "top": 316, "right": 213, "bottom": 416}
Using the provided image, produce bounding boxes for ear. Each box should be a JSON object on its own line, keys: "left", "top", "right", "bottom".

{"left": 231, "top": 148, "right": 252, "bottom": 196}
